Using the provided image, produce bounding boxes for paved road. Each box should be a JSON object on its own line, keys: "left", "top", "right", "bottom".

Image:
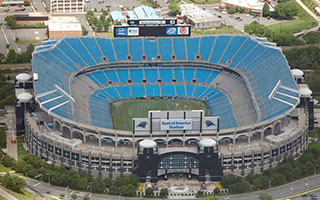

{"left": 30, "top": 0, "right": 47, "bottom": 12}
{"left": 0, "top": 187, "right": 19, "bottom": 200}
{"left": 5, "top": 106, "right": 17, "bottom": 161}
{"left": 23, "top": 174, "right": 320, "bottom": 200}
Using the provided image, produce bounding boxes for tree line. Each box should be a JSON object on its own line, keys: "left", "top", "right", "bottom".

{"left": 86, "top": 10, "right": 111, "bottom": 33}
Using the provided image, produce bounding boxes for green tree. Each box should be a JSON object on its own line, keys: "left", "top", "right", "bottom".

{"left": 263, "top": 3, "right": 271, "bottom": 17}
{"left": 83, "top": 195, "right": 90, "bottom": 200}
{"left": 96, "top": 21, "right": 103, "bottom": 32}
{"left": 213, "top": 187, "right": 220, "bottom": 195}
{"left": 303, "top": 31, "right": 320, "bottom": 44}
{"left": 82, "top": 26, "right": 89, "bottom": 36}
{"left": 160, "top": 188, "right": 169, "bottom": 198}
{"left": 0, "top": 173, "right": 26, "bottom": 193}
{"left": 274, "top": 1, "right": 298, "bottom": 19}
{"left": 71, "top": 193, "right": 78, "bottom": 200}
{"left": 169, "top": 1, "right": 179, "bottom": 15}
{"left": 145, "top": 187, "right": 154, "bottom": 197}
{"left": 258, "top": 193, "right": 273, "bottom": 200}
{"left": 244, "top": 21, "right": 271, "bottom": 37}
{"left": 206, "top": 196, "right": 219, "bottom": 200}
{"left": 100, "top": 14, "right": 106, "bottom": 22}
{"left": 91, "top": 177, "right": 106, "bottom": 193}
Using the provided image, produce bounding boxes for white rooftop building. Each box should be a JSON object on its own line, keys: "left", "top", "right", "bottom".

{"left": 179, "top": 4, "right": 221, "bottom": 29}
{"left": 220, "top": 0, "right": 265, "bottom": 16}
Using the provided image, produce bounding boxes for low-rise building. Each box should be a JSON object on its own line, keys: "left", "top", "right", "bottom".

{"left": 43, "top": 0, "right": 85, "bottom": 13}
{"left": 180, "top": 4, "right": 221, "bottom": 29}
{"left": 47, "top": 16, "right": 82, "bottom": 39}
{"left": 15, "top": 12, "right": 49, "bottom": 26}
{"left": 220, "top": 0, "right": 265, "bottom": 16}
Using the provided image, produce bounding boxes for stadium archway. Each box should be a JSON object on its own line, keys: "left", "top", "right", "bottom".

{"left": 168, "top": 139, "right": 183, "bottom": 147}
{"left": 264, "top": 127, "right": 272, "bottom": 138}
{"left": 219, "top": 137, "right": 233, "bottom": 146}
{"left": 101, "top": 137, "right": 115, "bottom": 146}
{"left": 62, "top": 126, "right": 71, "bottom": 139}
{"left": 72, "top": 130, "right": 84, "bottom": 142}
{"left": 236, "top": 134, "right": 249, "bottom": 144}
{"left": 185, "top": 138, "right": 199, "bottom": 147}
{"left": 118, "top": 139, "right": 132, "bottom": 146}
{"left": 154, "top": 139, "right": 166, "bottom": 147}
{"left": 54, "top": 120, "right": 61, "bottom": 131}
{"left": 251, "top": 131, "right": 262, "bottom": 142}
{"left": 85, "top": 134, "right": 99, "bottom": 145}
{"left": 274, "top": 122, "right": 281, "bottom": 135}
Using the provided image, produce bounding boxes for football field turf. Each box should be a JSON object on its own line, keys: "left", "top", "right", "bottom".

{"left": 110, "top": 98, "right": 209, "bottom": 130}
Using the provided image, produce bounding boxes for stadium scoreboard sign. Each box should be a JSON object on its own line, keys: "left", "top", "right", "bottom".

{"left": 160, "top": 119, "right": 192, "bottom": 130}
{"left": 114, "top": 25, "right": 191, "bottom": 37}
{"left": 132, "top": 110, "right": 219, "bottom": 133}
{"left": 127, "top": 19, "right": 177, "bottom": 26}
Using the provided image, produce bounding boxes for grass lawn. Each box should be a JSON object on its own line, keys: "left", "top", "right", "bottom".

{"left": 16, "top": 40, "right": 42, "bottom": 45}
{"left": 192, "top": 27, "right": 243, "bottom": 35}
{"left": 17, "top": 136, "right": 29, "bottom": 161}
{"left": 0, "top": 163, "right": 12, "bottom": 172}
{"left": 0, "top": 194, "right": 5, "bottom": 200}
{"left": 111, "top": 98, "right": 209, "bottom": 130}
{"left": 186, "top": 0, "right": 220, "bottom": 4}
{"left": 96, "top": 32, "right": 113, "bottom": 37}
{"left": 302, "top": 0, "right": 320, "bottom": 13}
{"left": 0, "top": 129, "right": 6, "bottom": 149}
{"left": 308, "top": 128, "right": 320, "bottom": 151}
{"left": 267, "top": 2, "right": 318, "bottom": 34}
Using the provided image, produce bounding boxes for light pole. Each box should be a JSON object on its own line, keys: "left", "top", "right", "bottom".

{"left": 65, "top": 186, "right": 69, "bottom": 200}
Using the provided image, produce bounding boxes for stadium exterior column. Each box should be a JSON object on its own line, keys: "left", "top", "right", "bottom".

{"left": 83, "top": 131, "right": 87, "bottom": 143}
{"left": 233, "top": 131, "right": 236, "bottom": 145}
{"left": 98, "top": 131, "right": 101, "bottom": 146}
{"left": 261, "top": 127, "right": 264, "bottom": 141}
{"left": 248, "top": 131, "right": 251, "bottom": 144}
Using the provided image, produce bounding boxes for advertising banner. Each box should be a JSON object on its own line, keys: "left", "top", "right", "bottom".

{"left": 160, "top": 119, "right": 192, "bottom": 130}
{"left": 128, "top": 27, "right": 139, "bottom": 36}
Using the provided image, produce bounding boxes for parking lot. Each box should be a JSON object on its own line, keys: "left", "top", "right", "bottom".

{"left": 206, "top": 9, "right": 282, "bottom": 31}
{"left": 86, "top": 0, "right": 169, "bottom": 11}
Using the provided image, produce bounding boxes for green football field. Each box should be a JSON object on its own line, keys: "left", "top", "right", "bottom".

{"left": 110, "top": 98, "right": 209, "bottom": 131}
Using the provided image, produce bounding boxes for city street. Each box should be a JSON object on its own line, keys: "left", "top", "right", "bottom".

{"left": 23, "top": 174, "right": 320, "bottom": 200}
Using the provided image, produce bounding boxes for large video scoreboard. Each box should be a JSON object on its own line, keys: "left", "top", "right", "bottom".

{"left": 114, "top": 25, "right": 191, "bottom": 37}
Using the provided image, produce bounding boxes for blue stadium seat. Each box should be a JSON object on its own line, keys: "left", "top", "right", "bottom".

{"left": 129, "top": 38, "right": 143, "bottom": 61}
{"left": 95, "top": 38, "right": 116, "bottom": 62}
{"left": 219, "top": 36, "right": 246, "bottom": 64}
{"left": 199, "top": 36, "right": 215, "bottom": 61}
{"left": 132, "top": 85, "right": 145, "bottom": 97}
{"left": 144, "top": 38, "right": 158, "bottom": 61}
{"left": 146, "top": 85, "right": 161, "bottom": 97}
{"left": 91, "top": 71, "right": 108, "bottom": 85}
{"left": 66, "top": 38, "right": 96, "bottom": 66}
{"left": 184, "top": 68, "right": 195, "bottom": 81}
{"left": 158, "top": 38, "right": 172, "bottom": 61}
{"left": 117, "top": 85, "right": 131, "bottom": 98}
{"left": 80, "top": 37, "right": 103, "bottom": 63}
{"left": 105, "top": 70, "right": 119, "bottom": 83}
{"left": 112, "top": 38, "right": 128, "bottom": 61}
{"left": 144, "top": 68, "right": 158, "bottom": 83}
{"left": 173, "top": 38, "right": 186, "bottom": 60}
{"left": 161, "top": 84, "right": 175, "bottom": 97}
{"left": 57, "top": 40, "right": 87, "bottom": 67}
{"left": 159, "top": 68, "right": 173, "bottom": 82}
{"left": 174, "top": 68, "right": 184, "bottom": 82}
{"left": 210, "top": 35, "right": 232, "bottom": 64}
{"left": 130, "top": 69, "right": 144, "bottom": 83}
{"left": 186, "top": 37, "right": 200, "bottom": 61}
{"left": 117, "top": 69, "right": 129, "bottom": 83}
{"left": 186, "top": 84, "right": 194, "bottom": 96}
{"left": 176, "top": 84, "right": 186, "bottom": 97}
{"left": 195, "top": 69, "right": 211, "bottom": 83}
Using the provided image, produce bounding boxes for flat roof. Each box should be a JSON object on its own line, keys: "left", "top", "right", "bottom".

{"left": 221, "top": 0, "right": 264, "bottom": 11}
{"left": 48, "top": 22, "right": 82, "bottom": 32}
{"left": 2, "top": 1, "right": 24, "bottom": 4}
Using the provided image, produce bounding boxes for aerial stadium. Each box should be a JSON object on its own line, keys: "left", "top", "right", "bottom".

{"left": 16, "top": 34, "right": 313, "bottom": 183}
